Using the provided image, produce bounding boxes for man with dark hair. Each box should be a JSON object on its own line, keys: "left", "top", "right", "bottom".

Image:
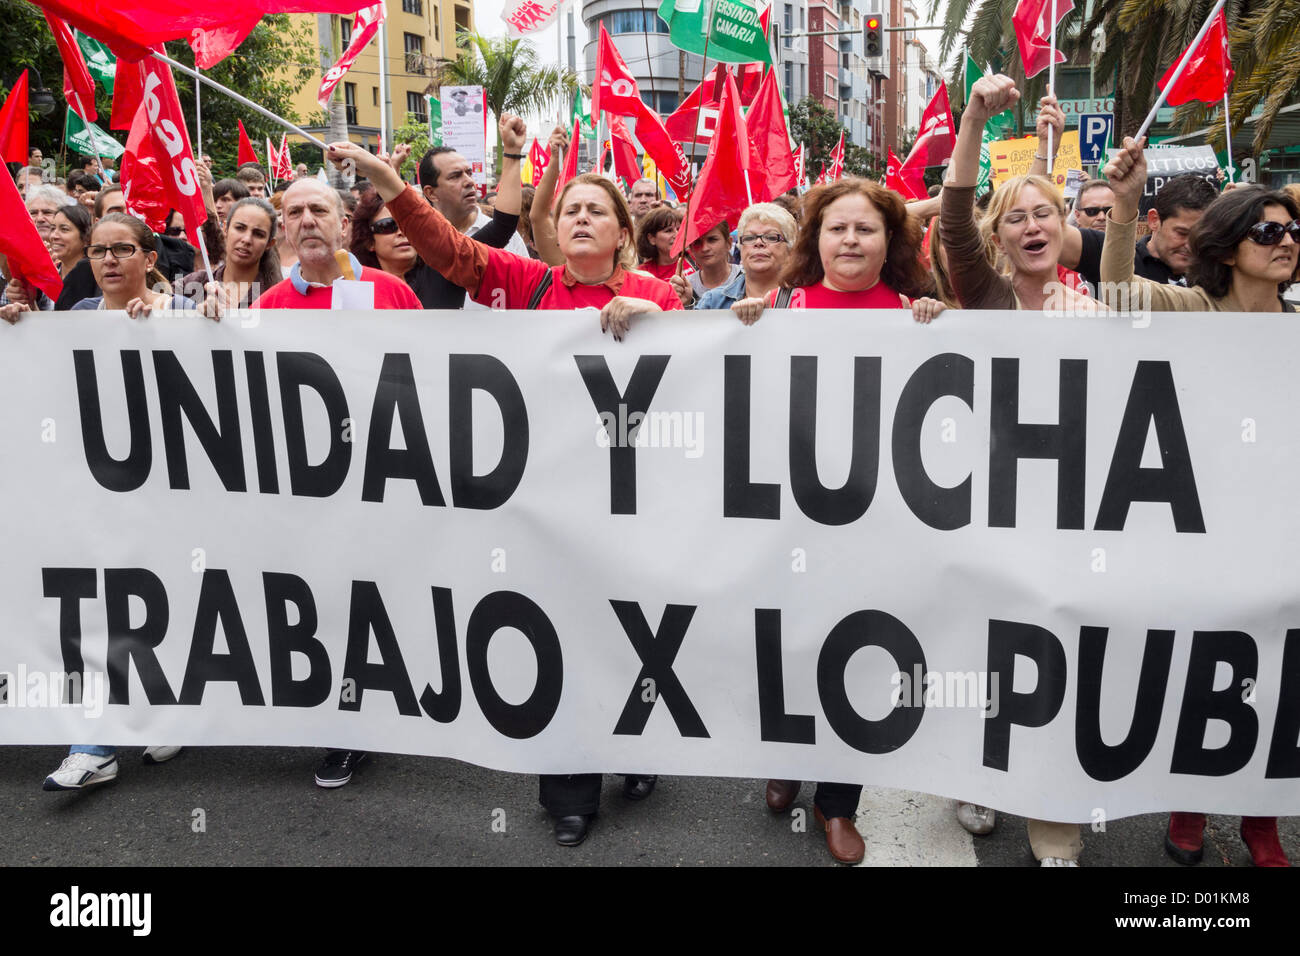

{"left": 65, "top": 171, "right": 100, "bottom": 207}
{"left": 350, "top": 178, "right": 373, "bottom": 203}
{"left": 415, "top": 145, "right": 528, "bottom": 263}
{"left": 93, "top": 183, "right": 125, "bottom": 221}
{"left": 212, "top": 178, "right": 250, "bottom": 227}
{"left": 1067, "top": 173, "right": 1220, "bottom": 288}
{"left": 1072, "top": 179, "right": 1114, "bottom": 231}
{"left": 236, "top": 163, "right": 267, "bottom": 199}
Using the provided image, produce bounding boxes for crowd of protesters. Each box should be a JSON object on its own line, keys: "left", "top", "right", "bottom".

{"left": 2, "top": 76, "right": 1297, "bottom": 868}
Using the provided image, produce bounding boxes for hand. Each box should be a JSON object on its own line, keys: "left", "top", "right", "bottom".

{"left": 907, "top": 295, "right": 946, "bottom": 324}
{"left": 547, "top": 124, "right": 570, "bottom": 154}
{"left": 385, "top": 142, "right": 412, "bottom": 174}
{"left": 0, "top": 302, "right": 23, "bottom": 324}
{"left": 669, "top": 273, "right": 693, "bottom": 308}
{"left": 1102, "top": 136, "right": 1147, "bottom": 214}
{"left": 500, "top": 113, "right": 527, "bottom": 154}
{"left": 1036, "top": 94, "right": 1064, "bottom": 151}
{"left": 965, "top": 74, "right": 1019, "bottom": 126}
{"left": 599, "top": 296, "right": 659, "bottom": 342}
{"left": 327, "top": 141, "right": 404, "bottom": 200}
{"left": 123, "top": 296, "right": 156, "bottom": 319}
{"left": 199, "top": 280, "right": 232, "bottom": 322}
{"left": 196, "top": 160, "right": 217, "bottom": 215}
{"left": 80, "top": 190, "right": 97, "bottom": 210}
{"left": 730, "top": 296, "right": 766, "bottom": 325}
{"left": 4, "top": 278, "right": 30, "bottom": 307}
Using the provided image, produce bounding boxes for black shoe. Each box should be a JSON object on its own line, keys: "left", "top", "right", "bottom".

{"left": 315, "top": 749, "right": 367, "bottom": 788}
{"left": 554, "top": 814, "right": 594, "bottom": 846}
{"left": 622, "top": 774, "right": 658, "bottom": 801}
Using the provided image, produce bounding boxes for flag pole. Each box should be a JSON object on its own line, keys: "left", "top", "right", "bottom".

{"left": 677, "top": 0, "right": 717, "bottom": 275}
{"left": 1135, "top": 0, "right": 1227, "bottom": 143}
{"left": 71, "top": 93, "right": 106, "bottom": 188}
{"left": 1046, "top": 0, "right": 1056, "bottom": 177}
{"left": 195, "top": 67, "right": 202, "bottom": 157}
{"left": 149, "top": 50, "right": 329, "bottom": 149}
{"left": 1222, "top": 92, "right": 1235, "bottom": 183}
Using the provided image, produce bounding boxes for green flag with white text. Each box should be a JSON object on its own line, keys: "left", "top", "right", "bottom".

{"left": 964, "top": 53, "right": 1015, "bottom": 191}
{"left": 64, "top": 108, "right": 124, "bottom": 159}
{"left": 657, "top": 0, "right": 772, "bottom": 65}
{"left": 74, "top": 30, "right": 115, "bottom": 96}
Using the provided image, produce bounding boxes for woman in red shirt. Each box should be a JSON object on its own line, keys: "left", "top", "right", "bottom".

{"left": 635, "top": 205, "right": 683, "bottom": 282}
{"left": 329, "top": 138, "right": 680, "bottom": 342}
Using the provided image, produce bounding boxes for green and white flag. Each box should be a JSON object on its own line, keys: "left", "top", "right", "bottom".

{"left": 571, "top": 88, "right": 596, "bottom": 141}
{"left": 657, "top": 0, "right": 772, "bottom": 65}
{"left": 963, "top": 53, "right": 1015, "bottom": 191}
{"left": 74, "top": 30, "right": 116, "bottom": 96}
{"left": 427, "top": 94, "right": 443, "bottom": 146}
{"left": 64, "top": 108, "right": 124, "bottom": 159}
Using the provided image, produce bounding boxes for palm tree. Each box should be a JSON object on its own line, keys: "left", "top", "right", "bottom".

{"left": 429, "top": 31, "right": 582, "bottom": 166}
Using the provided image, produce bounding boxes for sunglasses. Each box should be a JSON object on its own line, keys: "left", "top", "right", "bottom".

{"left": 164, "top": 226, "right": 185, "bottom": 237}
{"left": 1077, "top": 205, "right": 1112, "bottom": 217}
{"left": 1246, "top": 219, "right": 1300, "bottom": 246}
{"left": 370, "top": 217, "right": 401, "bottom": 235}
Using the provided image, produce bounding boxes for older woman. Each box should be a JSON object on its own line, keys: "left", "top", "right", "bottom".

{"left": 695, "top": 203, "right": 796, "bottom": 318}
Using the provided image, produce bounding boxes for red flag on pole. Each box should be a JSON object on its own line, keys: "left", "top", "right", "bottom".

{"left": 110, "top": 58, "right": 144, "bottom": 131}
{"left": 902, "top": 83, "right": 955, "bottom": 170}
{"left": 592, "top": 23, "right": 643, "bottom": 118}
{"left": 671, "top": 71, "right": 751, "bottom": 258}
{"left": 120, "top": 106, "right": 171, "bottom": 233}
{"left": 0, "top": 70, "right": 31, "bottom": 166}
{"left": 236, "top": 119, "right": 258, "bottom": 166}
{"left": 1012, "top": 0, "right": 1072, "bottom": 78}
{"left": 137, "top": 58, "right": 208, "bottom": 246}
{"left": 528, "top": 137, "right": 549, "bottom": 186}
{"left": 551, "top": 116, "right": 582, "bottom": 209}
{"left": 607, "top": 114, "right": 641, "bottom": 187}
{"left": 628, "top": 99, "right": 692, "bottom": 198}
{"left": 1156, "top": 9, "right": 1234, "bottom": 105}
{"left": 275, "top": 131, "right": 293, "bottom": 179}
{"left": 190, "top": 13, "right": 262, "bottom": 69}
{"left": 0, "top": 164, "right": 62, "bottom": 300}
{"left": 664, "top": 64, "right": 762, "bottom": 144}
{"left": 43, "top": 13, "right": 97, "bottom": 121}
{"left": 827, "top": 130, "right": 845, "bottom": 181}
{"left": 318, "top": 4, "right": 385, "bottom": 110}
{"left": 887, "top": 147, "right": 924, "bottom": 200}
{"left": 744, "top": 66, "right": 797, "bottom": 200}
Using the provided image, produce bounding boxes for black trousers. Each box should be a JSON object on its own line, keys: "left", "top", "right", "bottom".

{"left": 539, "top": 774, "right": 650, "bottom": 816}
{"left": 813, "top": 782, "right": 862, "bottom": 819}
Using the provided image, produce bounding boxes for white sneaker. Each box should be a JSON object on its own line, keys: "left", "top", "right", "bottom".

{"left": 956, "top": 803, "right": 997, "bottom": 835}
{"left": 1040, "top": 856, "right": 1079, "bottom": 867}
{"left": 43, "top": 753, "right": 119, "bottom": 791}
{"left": 143, "top": 746, "right": 181, "bottom": 764}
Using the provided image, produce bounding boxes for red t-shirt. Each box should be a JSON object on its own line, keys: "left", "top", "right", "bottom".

{"left": 475, "top": 251, "right": 683, "bottom": 311}
{"left": 767, "top": 281, "right": 906, "bottom": 309}
{"left": 253, "top": 266, "right": 423, "bottom": 309}
{"left": 638, "top": 260, "right": 678, "bottom": 282}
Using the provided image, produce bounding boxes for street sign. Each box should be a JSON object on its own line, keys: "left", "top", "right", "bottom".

{"left": 1079, "top": 113, "right": 1113, "bottom": 166}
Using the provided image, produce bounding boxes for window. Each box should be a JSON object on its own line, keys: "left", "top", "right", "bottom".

{"left": 407, "top": 91, "right": 428, "bottom": 123}
{"left": 340, "top": 17, "right": 352, "bottom": 45}
{"left": 344, "top": 83, "right": 358, "bottom": 126}
{"left": 372, "top": 86, "right": 378, "bottom": 106}
{"left": 601, "top": 10, "right": 669, "bottom": 35}
{"left": 434, "top": 6, "right": 440, "bottom": 42}
{"left": 639, "top": 90, "right": 678, "bottom": 114}
{"left": 405, "top": 32, "right": 425, "bottom": 73}
{"left": 784, "top": 61, "right": 793, "bottom": 102}
{"left": 825, "top": 73, "right": 836, "bottom": 98}
{"left": 402, "top": 0, "right": 422, "bottom": 13}
{"left": 841, "top": 52, "right": 849, "bottom": 68}
{"left": 783, "top": 4, "right": 792, "bottom": 47}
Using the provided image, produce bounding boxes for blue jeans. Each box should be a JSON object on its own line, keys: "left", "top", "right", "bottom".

{"left": 69, "top": 745, "right": 115, "bottom": 757}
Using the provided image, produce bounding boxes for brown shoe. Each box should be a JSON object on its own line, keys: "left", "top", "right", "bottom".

{"left": 814, "top": 806, "right": 865, "bottom": 864}
{"left": 765, "top": 779, "right": 801, "bottom": 812}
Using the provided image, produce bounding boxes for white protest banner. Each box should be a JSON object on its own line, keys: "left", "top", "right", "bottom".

{"left": 440, "top": 85, "right": 488, "bottom": 187}
{"left": 1, "top": 310, "right": 1298, "bottom": 823}
{"left": 501, "top": 0, "right": 561, "bottom": 37}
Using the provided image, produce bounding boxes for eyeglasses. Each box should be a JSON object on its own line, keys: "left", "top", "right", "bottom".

{"left": 739, "top": 232, "right": 785, "bottom": 246}
{"left": 1001, "top": 206, "right": 1059, "bottom": 227}
{"left": 1246, "top": 219, "right": 1300, "bottom": 246}
{"left": 369, "top": 217, "right": 401, "bottom": 235}
{"left": 1077, "top": 205, "right": 1113, "bottom": 217}
{"left": 86, "top": 242, "right": 142, "bottom": 260}
{"left": 164, "top": 226, "right": 185, "bottom": 237}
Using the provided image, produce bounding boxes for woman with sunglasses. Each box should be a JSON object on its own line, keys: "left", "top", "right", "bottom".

{"left": 1104, "top": 138, "right": 1296, "bottom": 867}
{"left": 70, "top": 214, "right": 198, "bottom": 316}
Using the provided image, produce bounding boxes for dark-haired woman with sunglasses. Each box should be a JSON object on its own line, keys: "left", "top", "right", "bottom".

{"left": 1104, "top": 137, "right": 1295, "bottom": 868}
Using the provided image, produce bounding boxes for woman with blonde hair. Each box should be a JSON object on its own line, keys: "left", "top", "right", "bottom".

{"left": 696, "top": 202, "right": 797, "bottom": 316}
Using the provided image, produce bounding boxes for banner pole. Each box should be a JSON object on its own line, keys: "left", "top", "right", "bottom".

{"left": 1222, "top": 92, "right": 1235, "bottom": 183}
{"left": 677, "top": 0, "right": 716, "bottom": 274}
{"left": 150, "top": 50, "right": 329, "bottom": 149}
{"left": 1134, "top": 0, "right": 1227, "bottom": 143}
{"left": 195, "top": 66, "right": 202, "bottom": 157}
{"left": 1047, "top": 0, "right": 1056, "bottom": 177}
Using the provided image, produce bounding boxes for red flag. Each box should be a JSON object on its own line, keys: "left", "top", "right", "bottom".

{"left": 627, "top": 99, "right": 692, "bottom": 198}
{"left": 120, "top": 105, "right": 170, "bottom": 233}
{"left": 266, "top": 136, "right": 279, "bottom": 183}
{"left": 0, "top": 71, "right": 30, "bottom": 166}
{"left": 110, "top": 58, "right": 144, "bottom": 131}
{"left": 664, "top": 64, "right": 761, "bottom": 144}
{"left": 746, "top": 67, "right": 797, "bottom": 200}
{"left": 275, "top": 131, "right": 294, "bottom": 180}
{"left": 815, "top": 163, "right": 826, "bottom": 186}
{"left": 607, "top": 114, "right": 641, "bottom": 187}
{"left": 903, "top": 83, "right": 955, "bottom": 170}
{"left": 592, "top": 23, "right": 643, "bottom": 118}
{"left": 1012, "top": 0, "right": 1072, "bottom": 78}
{"left": 551, "top": 116, "right": 581, "bottom": 209}
{"left": 137, "top": 59, "right": 208, "bottom": 246}
{"left": 1157, "top": 9, "right": 1234, "bottom": 106}
{"left": 189, "top": 13, "right": 261, "bottom": 69}
{"left": 827, "top": 130, "right": 845, "bottom": 181}
{"left": 0, "top": 163, "right": 61, "bottom": 301}
{"left": 237, "top": 119, "right": 258, "bottom": 167}
{"left": 887, "top": 147, "right": 924, "bottom": 200}
{"left": 671, "top": 72, "right": 751, "bottom": 259}
{"left": 24, "top": 0, "right": 371, "bottom": 63}
{"left": 528, "top": 137, "right": 549, "bottom": 187}
{"left": 44, "top": 14, "right": 97, "bottom": 121}
{"left": 318, "top": 4, "right": 385, "bottom": 110}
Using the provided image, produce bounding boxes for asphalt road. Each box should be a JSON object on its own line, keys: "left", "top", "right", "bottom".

{"left": 2, "top": 744, "right": 1294, "bottom": 867}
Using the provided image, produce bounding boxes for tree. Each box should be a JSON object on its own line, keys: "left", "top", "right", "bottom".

{"left": 788, "top": 97, "right": 886, "bottom": 182}
{"left": 392, "top": 112, "right": 432, "bottom": 181}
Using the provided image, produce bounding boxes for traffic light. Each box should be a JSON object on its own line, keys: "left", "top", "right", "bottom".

{"left": 864, "top": 11, "right": 883, "bottom": 58}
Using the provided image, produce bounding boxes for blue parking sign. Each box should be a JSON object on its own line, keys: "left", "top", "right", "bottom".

{"left": 1080, "top": 113, "right": 1114, "bottom": 165}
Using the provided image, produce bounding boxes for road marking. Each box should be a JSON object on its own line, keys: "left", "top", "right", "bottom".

{"left": 853, "top": 787, "right": 979, "bottom": 866}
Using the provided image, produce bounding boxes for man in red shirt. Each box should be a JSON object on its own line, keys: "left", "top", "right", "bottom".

{"left": 253, "top": 178, "right": 421, "bottom": 310}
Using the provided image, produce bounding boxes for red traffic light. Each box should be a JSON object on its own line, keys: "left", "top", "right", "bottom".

{"left": 867, "top": 17, "right": 879, "bottom": 28}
